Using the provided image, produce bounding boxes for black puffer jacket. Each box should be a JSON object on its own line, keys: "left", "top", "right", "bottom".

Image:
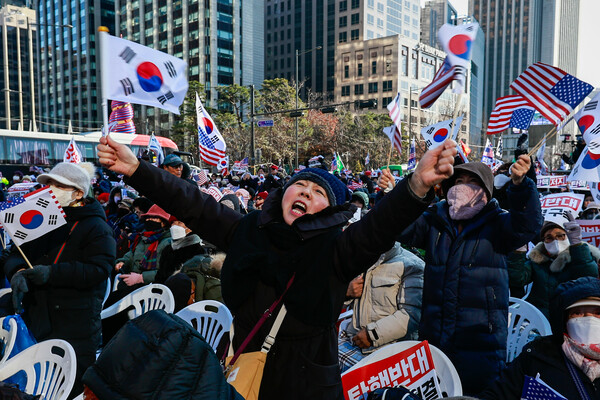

{"left": 4, "top": 198, "right": 115, "bottom": 390}
{"left": 125, "top": 161, "right": 434, "bottom": 400}
{"left": 481, "top": 277, "right": 600, "bottom": 399}
{"left": 83, "top": 310, "right": 243, "bottom": 400}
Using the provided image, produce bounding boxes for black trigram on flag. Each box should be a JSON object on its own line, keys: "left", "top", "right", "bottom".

{"left": 157, "top": 91, "right": 174, "bottom": 105}
{"left": 119, "top": 46, "right": 136, "bottom": 63}
{"left": 164, "top": 61, "right": 177, "bottom": 78}
{"left": 4, "top": 213, "right": 14, "bottom": 224}
{"left": 36, "top": 198, "right": 50, "bottom": 209}
{"left": 120, "top": 78, "right": 135, "bottom": 96}
{"left": 584, "top": 101, "right": 598, "bottom": 112}
{"left": 48, "top": 215, "right": 58, "bottom": 225}
{"left": 13, "top": 231, "right": 27, "bottom": 240}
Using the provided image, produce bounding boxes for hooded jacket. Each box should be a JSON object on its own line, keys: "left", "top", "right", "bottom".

{"left": 508, "top": 241, "right": 600, "bottom": 318}
{"left": 124, "top": 160, "right": 434, "bottom": 400}
{"left": 399, "top": 177, "right": 543, "bottom": 395}
{"left": 481, "top": 277, "right": 600, "bottom": 399}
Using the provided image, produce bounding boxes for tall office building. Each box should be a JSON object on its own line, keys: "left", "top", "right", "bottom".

{"left": 264, "top": 0, "right": 421, "bottom": 103}
{"left": 0, "top": 4, "right": 37, "bottom": 130}
{"left": 420, "top": 0, "right": 457, "bottom": 50}
{"left": 116, "top": 0, "right": 264, "bottom": 135}
{"left": 37, "top": 0, "right": 115, "bottom": 133}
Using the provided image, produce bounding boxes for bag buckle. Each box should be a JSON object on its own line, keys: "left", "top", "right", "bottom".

{"left": 261, "top": 334, "right": 275, "bottom": 352}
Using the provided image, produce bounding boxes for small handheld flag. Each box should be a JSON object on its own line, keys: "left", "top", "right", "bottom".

{"left": 63, "top": 137, "right": 82, "bottom": 164}
{"left": 481, "top": 139, "right": 494, "bottom": 167}
{"left": 437, "top": 22, "right": 479, "bottom": 93}
{"left": 419, "top": 57, "right": 462, "bottom": 108}
{"left": 147, "top": 133, "right": 165, "bottom": 166}
{"left": 574, "top": 91, "right": 600, "bottom": 147}
{"left": 383, "top": 125, "right": 403, "bottom": 154}
{"left": 387, "top": 93, "right": 402, "bottom": 129}
{"left": 407, "top": 139, "right": 416, "bottom": 171}
{"left": 420, "top": 116, "right": 463, "bottom": 150}
{"left": 521, "top": 375, "right": 566, "bottom": 400}
{"left": 197, "top": 93, "right": 226, "bottom": 166}
{"left": 487, "top": 95, "right": 535, "bottom": 135}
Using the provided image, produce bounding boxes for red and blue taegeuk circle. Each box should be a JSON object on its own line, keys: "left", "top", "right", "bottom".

{"left": 201, "top": 117, "right": 214, "bottom": 135}
{"left": 448, "top": 35, "right": 472, "bottom": 60}
{"left": 578, "top": 115, "right": 595, "bottom": 134}
{"left": 433, "top": 128, "right": 449, "bottom": 142}
{"left": 581, "top": 151, "right": 600, "bottom": 169}
{"left": 136, "top": 62, "right": 163, "bottom": 92}
{"left": 19, "top": 210, "right": 44, "bottom": 230}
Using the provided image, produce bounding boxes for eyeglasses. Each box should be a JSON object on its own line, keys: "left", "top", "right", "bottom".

{"left": 543, "top": 233, "right": 566, "bottom": 243}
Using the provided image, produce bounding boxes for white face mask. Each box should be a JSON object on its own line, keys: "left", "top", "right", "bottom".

{"left": 12, "top": 176, "right": 19, "bottom": 181}
{"left": 170, "top": 225, "right": 187, "bottom": 240}
{"left": 51, "top": 186, "right": 76, "bottom": 207}
{"left": 567, "top": 317, "right": 600, "bottom": 345}
{"left": 544, "top": 238, "right": 570, "bottom": 256}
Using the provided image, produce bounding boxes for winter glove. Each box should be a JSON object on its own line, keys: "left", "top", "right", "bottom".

{"left": 564, "top": 221, "right": 582, "bottom": 245}
{"left": 10, "top": 270, "right": 29, "bottom": 314}
{"left": 22, "top": 265, "right": 51, "bottom": 286}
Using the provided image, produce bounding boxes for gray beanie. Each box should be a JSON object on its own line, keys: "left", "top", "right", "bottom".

{"left": 37, "top": 162, "right": 95, "bottom": 193}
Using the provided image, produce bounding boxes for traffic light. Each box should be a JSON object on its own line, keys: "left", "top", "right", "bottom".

{"left": 356, "top": 99, "right": 378, "bottom": 109}
{"left": 321, "top": 106, "right": 338, "bottom": 113}
{"left": 289, "top": 111, "right": 304, "bottom": 118}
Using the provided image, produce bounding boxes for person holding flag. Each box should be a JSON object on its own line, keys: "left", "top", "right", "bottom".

{"left": 4, "top": 162, "right": 116, "bottom": 398}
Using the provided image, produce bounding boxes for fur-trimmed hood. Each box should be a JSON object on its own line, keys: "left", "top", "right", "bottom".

{"left": 528, "top": 242, "right": 600, "bottom": 272}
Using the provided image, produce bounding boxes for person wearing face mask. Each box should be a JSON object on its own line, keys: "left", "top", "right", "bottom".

{"left": 508, "top": 217, "right": 599, "bottom": 319}
{"left": 399, "top": 155, "right": 543, "bottom": 396}
{"left": 4, "top": 162, "right": 115, "bottom": 398}
{"left": 481, "top": 277, "right": 600, "bottom": 399}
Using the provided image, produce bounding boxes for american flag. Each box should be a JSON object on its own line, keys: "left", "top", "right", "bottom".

{"left": 419, "top": 57, "right": 462, "bottom": 109}
{"left": 407, "top": 138, "right": 416, "bottom": 171}
{"left": 348, "top": 181, "right": 363, "bottom": 191}
{"left": 192, "top": 169, "right": 209, "bottom": 186}
{"left": 487, "top": 95, "right": 535, "bottom": 135}
{"left": 196, "top": 92, "right": 226, "bottom": 166}
{"left": 510, "top": 62, "right": 593, "bottom": 126}
{"left": 481, "top": 138, "right": 495, "bottom": 167}
{"left": 383, "top": 125, "right": 402, "bottom": 154}
{"left": 240, "top": 157, "right": 249, "bottom": 168}
{"left": 521, "top": 376, "right": 566, "bottom": 400}
{"left": 387, "top": 92, "right": 402, "bottom": 129}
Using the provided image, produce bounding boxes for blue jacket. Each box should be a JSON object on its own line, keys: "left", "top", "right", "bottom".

{"left": 399, "top": 177, "right": 542, "bottom": 395}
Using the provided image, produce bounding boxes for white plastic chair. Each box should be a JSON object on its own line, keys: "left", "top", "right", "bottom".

{"left": 175, "top": 300, "right": 233, "bottom": 352}
{"left": 344, "top": 340, "right": 463, "bottom": 397}
{"left": 101, "top": 284, "right": 175, "bottom": 320}
{"left": 102, "top": 277, "right": 111, "bottom": 307}
{"left": 112, "top": 273, "right": 122, "bottom": 292}
{"left": 0, "top": 288, "right": 12, "bottom": 298}
{"left": 0, "top": 316, "right": 18, "bottom": 364}
{"left": 0, "top": 339, "right": 77, "bottom": 400}
{"left": 507, "top": 297, "right": 552, "bottom": 363}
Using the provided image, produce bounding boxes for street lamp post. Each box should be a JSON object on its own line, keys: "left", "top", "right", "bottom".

{"left": 295, "top": 46, "right": 322, "bottom": 169}
{"left": 407, "top": 86, "right": 421, "bottom": 139}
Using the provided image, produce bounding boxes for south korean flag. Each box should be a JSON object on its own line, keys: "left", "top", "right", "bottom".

{"left": 0, "top": 187, "right": 67, "bottom": 246}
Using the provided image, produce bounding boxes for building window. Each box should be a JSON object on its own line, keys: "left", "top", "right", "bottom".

{"left": 357, "top": 63, "right": 363, "bottom": 77}
{"left": 339, "top": 1, "right": 347, "bottom": 11}
{"left": 377, "top": 2, "right": 384, "bottom": 12}
{"left": 371, "top": 60, "right": 377, "bottom": 74}
{"left": 339, "top": 16, "right": 347, "bottom": 27}
{"left": 354, "top": 84, "right": 364, "bottom": 95}
{"left": 377, "top": 18, "right": 384, "bottom": 28}
{"left": 382, "top": 96, "right": 392, "bottom": 106}
{"left": 386, "top": 59, "right": 392, "bottom": 73}
{"left": 383, "top": 80, "right": 393, "bottom": 92}
{"left": 351, "top": 0, "right": 360, "bottom": 9}
{"left": 341, "top": 86, "right": 350, "bottom": 96}
{"left": 367, "top": 14, "right": 374, "bottom": 25}
{"left": 367, "top": 0, "right": 374, "bottom": 8}
{"left": 401, "top": 46, "right": 408, "bottom": 76}
{"left": 351, "top": 29, "right": 359, "bottom": 40}
{"left": 351, "top": 13, "right": 360, "bottom": 25}
{"left": 368, "top": 82, "right": 378, "bottom": 93}
{"left": 339, "top": 31, "right": 347, "bottom": 43}
{"left": 344, "top": 65, "right": 349, "bottom": 78}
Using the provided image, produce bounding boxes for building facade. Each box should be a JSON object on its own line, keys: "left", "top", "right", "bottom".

{"left": 115, "top": 0, "right": 263, "bottom": 136}
{"left": 37, "top": 0, "right": 115, "bottom": 133}
{"left": 334, "top": 34, "right": 471, "bottom": 142}
{"left": 0, "top": 4, "right": 37, "bottom": 131}
{"left": 420, "top": 0, "right": 457, "bottom": 50}
{"left": 264, "top": 0, "right": 421, "bottom": 103}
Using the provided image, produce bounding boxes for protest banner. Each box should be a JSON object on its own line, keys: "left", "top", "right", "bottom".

{"left": 341, "top": 341, "right": 442, "bottom": 400}
{"left": 536, "top": 175, "right": 567, "bottom": 189}
{"left": 576, "top": 220, "right": 600, "bottom": 247}
{"left": 539, "top": 193, "right": 585, "bottom": 225}
{"left": 568, "top": 180, "right": 589, "bottom": 191}
{"left": 6, "top": 182, "right": 39, "bottom": 200}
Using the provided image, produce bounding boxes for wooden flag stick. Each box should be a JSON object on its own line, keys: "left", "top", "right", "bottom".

{"left": 451, "top": 93, "right": 464, "bottom": 141}
{"left": 527, "top": 115, "right": 576, "bottom": 157}
{"left": 386, "top": 140, "right": 393, "bottom": 169}
{"left": 14, "top": 243, "right": 33, "bottom": 269}
{"left": 0, "top": 232, "right": 5, "bottom": 250}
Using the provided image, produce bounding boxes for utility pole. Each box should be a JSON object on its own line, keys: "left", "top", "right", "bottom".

{"left": 250, "top": 85, "right": 255, "bottom": 168}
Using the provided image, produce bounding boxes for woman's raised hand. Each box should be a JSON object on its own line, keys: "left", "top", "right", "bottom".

{"left": 97, "top": 135, "right": 140, "bottom": 177}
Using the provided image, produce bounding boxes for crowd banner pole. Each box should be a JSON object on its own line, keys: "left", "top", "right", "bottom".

{"left": 98, "top": 26, "right": 110, "bottom": 136}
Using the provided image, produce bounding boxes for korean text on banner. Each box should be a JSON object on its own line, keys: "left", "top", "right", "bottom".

{"left": 539, "top": 193, "right": 585, "bottom": 225}
{"left": 536, "top": 175, "right": 567, "bottom": 189}
{"left": 341, "top": 341, "right": 442, "bottom": 400}
{"left": 576, "top": 220, "right": 600, "bottom": 248}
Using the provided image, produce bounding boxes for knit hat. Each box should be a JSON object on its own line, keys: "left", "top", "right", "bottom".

{"left": 351, "top": 191, "right": 369, "bottom": 208}
{"left": 97, "top": 193, "right": 110, "bottom": 204}
{"left": 37, "top": 162, "right": 95, "bottom": 193}
{"left": 284, "top": 168, "right": 350, "bottom": 206}
{"left": 141, "top": 204, "right": 171, "bottom": 223}
{"left": 256, "top": 191, "right": 268, "bottom": 200}
{"left": 540, "top": 221, "right": 566, "bottom": 241}
{"left": 441, "top": 162, "right": 494, "bottom": 200}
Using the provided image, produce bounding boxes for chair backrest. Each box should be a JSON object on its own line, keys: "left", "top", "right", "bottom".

{"left": 345, "top": 340, "right": 462, "bottom": 397}
{"left": 102, "top": 277, "right": 111, "bottom": 307}
{"left": 0, "top": 339, "right": 77, "bottom": 400}
{"left": 101, "top": 284, "right": 175, "bottom": 320}
{"left": 112, "top": 274, "right": 121, "bottom": 292}
{"left": 507, "top": 297, "right": 552, "bottom": 363}
{"left": 175, "top": 300, "right": 233, "bottom": 352}
{"left": 0, "top": 317, "right": 17, "bottom": 364}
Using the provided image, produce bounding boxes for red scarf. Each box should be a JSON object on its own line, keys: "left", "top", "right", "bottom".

{"left": 562, "top": 334, "right": 600, "bottom": 382}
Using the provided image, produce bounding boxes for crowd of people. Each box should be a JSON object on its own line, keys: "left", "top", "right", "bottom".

{"left": 0, "top": 137, "right": 598, "bottom": 399}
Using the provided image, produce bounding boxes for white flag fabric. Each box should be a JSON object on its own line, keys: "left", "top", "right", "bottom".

{"left": 100, "top": 34, "right": 188, "bottom": 114}
{"left": 0, "top": 187, "right": 67, "bottom": 246}
{"left": 217, "top": 156, "right": 229, "bottom": 172}
{"left": 568, "top": 146, "right": 600, "bottom": 182}
{"left": 420, "top": 116, "right": 463, "bottom": 150}
{"left": 382, "top": 125, "right": 402, "bottom": 154}
{"left": 575, "top": 91, "right": 600, "bottom": 149}
{"left": 437, "top": 23, "right": 478, "bottom": 93}
{"left": 481, "top": 138, "right": 494, "bottom": 167}
{"left": 63, "top": 137, "right": 82, "bottom": 164}
{"left": 148, "top": 133, "right": 165, "bottom": 166}
{"left": 386, "top": 93, "right": 402, "bottom": 129}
